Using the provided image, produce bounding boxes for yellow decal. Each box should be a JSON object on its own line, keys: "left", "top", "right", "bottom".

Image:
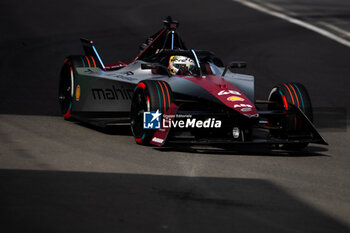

{"left": 227, "top": 96, "right": 244, "bottom": 102}
{"left": 76, "top": 85, "right": 80, "bottom": 101}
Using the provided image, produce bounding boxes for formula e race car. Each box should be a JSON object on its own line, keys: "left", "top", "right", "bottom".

{"left": 58, "top": 16, "right": 327, "bottom": 149}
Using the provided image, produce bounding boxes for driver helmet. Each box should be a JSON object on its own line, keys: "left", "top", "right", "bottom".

{"left": 168, "top": 55, "right": 196, "bottom": 75}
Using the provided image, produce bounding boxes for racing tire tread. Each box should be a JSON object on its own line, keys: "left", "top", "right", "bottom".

{"left": 131, "top": 80, "right": 173, "bottom": 145}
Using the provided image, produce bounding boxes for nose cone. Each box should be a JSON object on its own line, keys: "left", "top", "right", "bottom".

{"left": 176, "top": 75, "right": 259, "bottom": 117}
{"left": 217, "top": 89, "right": 259, "bottom": 117}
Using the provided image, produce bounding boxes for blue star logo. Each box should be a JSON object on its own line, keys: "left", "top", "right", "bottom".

{"left": 143, "top": 110, "right": 161, "bottom": 129}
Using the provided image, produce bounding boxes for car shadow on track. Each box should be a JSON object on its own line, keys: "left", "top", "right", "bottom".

{"left": 155, "top": 144, "right": 329, "bottom": 157}
{"left": 69, "top": 122, "right": 329, "bottom": 157}
{"left": 0, "top": 169, "right": 348, "bottom": 233}
{"left": 73, "top": 122, "right": 329, "bottom": 157}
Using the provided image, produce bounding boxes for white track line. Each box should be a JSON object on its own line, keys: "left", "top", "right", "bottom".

{"left": 264, "top": 2, "right": 285, "bottom": 12}
{"left": 318, "top": 21, "right": 350, "bottom": 38}
{"left": 232, "top": 0, "right": 350, "bottom": 48}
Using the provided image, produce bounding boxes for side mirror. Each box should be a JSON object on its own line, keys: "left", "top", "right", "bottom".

{"left": 141, "top": 63, "right": 171, "bottom": 77}
{"left": 222, "top": 61, "right": 247, "bottom": 76}
{"left": 229, "top": 61, "right": 247, "bottom": 69}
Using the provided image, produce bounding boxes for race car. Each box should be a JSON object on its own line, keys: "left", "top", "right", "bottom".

{"left": 58, "top": 16, "right": 327, "bottom": 149}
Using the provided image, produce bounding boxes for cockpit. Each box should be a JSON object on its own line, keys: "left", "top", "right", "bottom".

{"left": 135, "top": 16, "right": 222, "bottom": 77}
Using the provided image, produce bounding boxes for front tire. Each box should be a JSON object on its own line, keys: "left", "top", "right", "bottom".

{"left": 268, "top": 82, "right": 313, "bottom": 150}
{"left": 130, "top": 80, "right": 173, "bottom": 145}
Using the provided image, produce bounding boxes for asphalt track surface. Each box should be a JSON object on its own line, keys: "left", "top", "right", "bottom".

{"left": 0, "top": 0, "right": 350, "bottom": 232}
{"left": 234, "top": 0, "right": 350, "bottom": 45}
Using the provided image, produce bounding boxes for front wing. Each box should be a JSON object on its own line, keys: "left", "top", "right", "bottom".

{"left": 150, "top": 104, "right": 327, "bottom": 147}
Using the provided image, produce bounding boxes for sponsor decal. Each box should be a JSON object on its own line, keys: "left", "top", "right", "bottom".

{"left": 143, "top": 110, "right": 161, "bottom": 129}
{"left": 218, "top": 90, "right": 241, "bottom": 96}
{"left": 233, "top": 104, "right": 252, "bottom": 108}
{"left": 122, "top": 71, "right": 134, "bottom": 76}
{"left": 233, "top": 104, "right": 253, "bottom": 112}
{"left": 151, "top": 137, "right": 164, "bottom": 144}
{"left": 105, "top": 73, "right": 137, "bottom": 81}
{"left": 241, "top": 108, "right": 252, "bottom": 112}
{"left": 84, "top": 69, "right": 94, "bottom": 73}
{"left": 75, "top": 85, "right": 80, "bottom": 101}
{"left": 92, "top": 85, "right": 134, "bottom": 100}
{"left": 227, "top": 96, "right": 244, "bottom": 102}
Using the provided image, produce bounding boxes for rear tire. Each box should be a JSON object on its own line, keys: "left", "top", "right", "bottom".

{"left": 268, "top": 82, "right": 313, "bottom": 150}
{"left": 130, "top": 80, "right": 173, "bottom": 145}
{"left": 58, "top": 55, "right": 101, "bottom": 120}
{"left": 58, "top": 59, "right": 74, "bottom": 120}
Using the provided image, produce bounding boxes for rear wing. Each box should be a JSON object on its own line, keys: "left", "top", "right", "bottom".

{"left": 80, "top": 38, "right": 105, "bottom": 70}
